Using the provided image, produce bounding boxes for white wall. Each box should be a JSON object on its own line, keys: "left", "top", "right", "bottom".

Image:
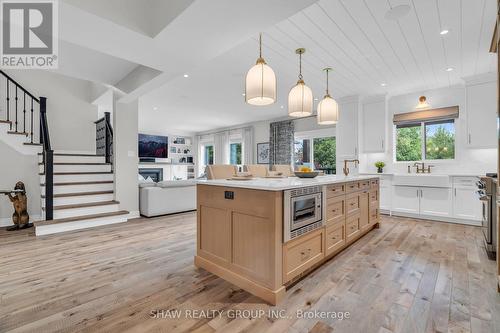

{"left": 114, "top": 97, "right": 139, "bottom": 218}
{"left": 0, "top": 141, "right": 40, "bottom": 226}
{"left": 359, "top": 82, "right": 497, "bottom": 175}
{"left": 4, "top": 70, "right": 98, "bottom": 152}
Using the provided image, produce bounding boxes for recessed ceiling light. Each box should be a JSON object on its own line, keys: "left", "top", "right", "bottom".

{"left": 445, "top": 67, "right": 454, "bottom": 72}
{"left": 242, "top": 93, "right": 246, "bottom": 96}
{"left": 381, "top": 83, "right": 387, "bottom": 87}
{"left": 153, "top": 107, "right": 158, "bottom": 110}
{"left": 440, "top": 29, "right": 449, "bottom": 35}
{"left": 280, "top": 105, "right": 284, "bottom": 109}
{"left": 183, "top": 74, "right": 189, "bottom": 78}
{"left": 314, "top": 98, "right": 319, "bottom": 101}
{"left": 384, "top": 5, "right": 411, "bottom": 21}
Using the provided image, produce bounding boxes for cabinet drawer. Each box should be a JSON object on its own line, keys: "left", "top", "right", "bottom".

{"left": 326, "top": 196, "right": 345, "bottom": 226}
{"left": 369, "top": 208, "right": 379, "bottom": 224}
{"left": 370, "top": 179, "right": 379, "bottom": 189}
{"left": 283, "top": 229, "right": 324, "bottom": 283}
{"left": 326, "top": 184, "right": 346, "bottom": 198}
{"left": 359, "top": 180, "right": 371, "bottom": 191}
{"left": 346, "top": 193, "right": 361, "bottom": 216}
{"left": 325, "top": 224, "right": 345, "bottom": 256}
{"left": 346, "top": 182, "right": 360, "bottom": 193}
{"left": 369, "top": 189, "right": 379, "bottom": 205}
{"left": 346, "top": 214, "right": 361, "bottom": 242}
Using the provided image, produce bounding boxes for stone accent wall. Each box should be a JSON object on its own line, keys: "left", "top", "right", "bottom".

{"left": 269, "top": 120, "right": 294, "bottom": 167}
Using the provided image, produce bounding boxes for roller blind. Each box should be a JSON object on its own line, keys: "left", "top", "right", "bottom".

{"left": 393, "top": 106, "right": 459, "bottom": 125}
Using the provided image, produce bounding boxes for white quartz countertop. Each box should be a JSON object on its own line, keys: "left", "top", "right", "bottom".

{"left": 196, "top": 175, "right": 378, "bottom": 191}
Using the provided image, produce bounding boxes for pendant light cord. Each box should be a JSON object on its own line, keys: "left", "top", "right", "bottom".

{"left": 298, "top": 52, "right": 303, "bottom": 80}
{"left": 326, "top": 69, "right": 329, "bottom": 95}
{"left": 259, "top": 33, "right": 262, "bottom": 58}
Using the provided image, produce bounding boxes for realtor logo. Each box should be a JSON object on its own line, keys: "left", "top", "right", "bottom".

{"left": 1, "top": 0, "right": 58, "bottom": 68}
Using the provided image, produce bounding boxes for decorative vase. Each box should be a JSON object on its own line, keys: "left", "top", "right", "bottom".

{"left": 377, "top": 167, "right": 383, "bottom": 173}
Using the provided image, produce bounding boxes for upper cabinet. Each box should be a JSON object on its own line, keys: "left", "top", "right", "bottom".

{"left": 362, "top": 98, "right": 386, "bottom": 153}
{"left": 337, "top": 96, "right": 359, "bottom": 159}
{"left": 465, "top": 79, "right": 497, "bottom": 148}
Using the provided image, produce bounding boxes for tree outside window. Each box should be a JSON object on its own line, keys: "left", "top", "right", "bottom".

{"left": 313, "top": 137, "right": 336, "bottom": 174}
{"left": 230, "top": 142, "right": 242, "bottom": 165}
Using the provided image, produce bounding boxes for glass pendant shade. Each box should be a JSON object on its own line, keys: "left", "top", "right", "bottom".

{"left": 288, "top": 80, "right": 313, "bottom": 117}
{"left": 317, "top": 67, "right": 339, "bottom": 125}
{"left": 245, "top": 58, "right": 276, "bottom": 106}
{"left": 317, "top": 95, "right": 339, "bottom": 124}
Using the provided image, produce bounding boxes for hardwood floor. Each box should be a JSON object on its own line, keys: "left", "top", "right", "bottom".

{"left": 0, "top": 213, "right": 499, "bottom": 333}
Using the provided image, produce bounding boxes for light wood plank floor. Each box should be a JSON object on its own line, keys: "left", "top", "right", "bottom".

{"left": 1, "top": 213, "right": 499, "bottom": 333}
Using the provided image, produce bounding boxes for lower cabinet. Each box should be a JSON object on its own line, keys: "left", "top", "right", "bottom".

{"left": 325, "top": 223, "right": 345, "bottom": 256}
{"left": 392, "top": 186, "right": 420, "bottom": 214}
{"left": 283, "top": 228, "right": 324, "bottom": 282}
{"left": 419, "top": 187, "right": 451, "bottom": 217}
{"left": 346, "top": 213, "right": 361, "bottom": 243}
{"left": 453, "top": 186, "right": 482, "bottom": 222}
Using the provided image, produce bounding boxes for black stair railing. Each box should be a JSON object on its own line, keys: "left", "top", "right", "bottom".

{"left": 0, "top": 70, "right": 53, "bottom": 220}
{"left": 94, "top": 112, "right": 113, "bottom": 169}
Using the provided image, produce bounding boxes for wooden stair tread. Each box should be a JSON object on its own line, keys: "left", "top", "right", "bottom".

{"left": 39, "top": 171, "right": 113, "bottom": 175}
{"left": 0, "top": 120, "right": 12, "bottom": 124}
{"left": 42, "top": 200, "right": 119, "bottom": 211}
{"left": 41, "top": 180, "right": 113, "bottom": 186}
{"left": 24, "top": 142, "right": 42, "bottom": 146}
{"left": 41, "top": 190, "right": 113, "bottom": 198}
{"left": 34, "top": 210, "right": 129, "bottom": 227}
{"left": 8, "top": 131, "right": 28, "bottom": 136}
{"left": 38, "top": 162, "right": 110, "bottom": 165}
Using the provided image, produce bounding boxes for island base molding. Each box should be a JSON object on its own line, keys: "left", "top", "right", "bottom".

{"left": 194, "top": 255, "right": 286, "bottom": 305}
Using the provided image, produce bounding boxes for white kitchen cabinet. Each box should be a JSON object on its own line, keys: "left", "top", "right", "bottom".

{"left": 452, "top": 187, "right": 482, "bottom": 222}
{"left": 392, "top": 186, "right": 420, "bottom": 214}
{"left": 419, "top": 187, "right": 451, "bottom": 217}
{"left": 337, "top": 97, "right": 358, "bottom": 159}
{"left": 379, "top": 177, "right": 392, "bottom": 212}
{"left": 465, "top": 80, "right": 497, "bottom": 148}
{"left": 362, "top": 99, "right": 386, "bottom": 153}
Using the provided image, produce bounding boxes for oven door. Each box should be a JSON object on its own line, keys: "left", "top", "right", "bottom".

{"left": 290, "top": 193, "right": 322, "bottom": 232}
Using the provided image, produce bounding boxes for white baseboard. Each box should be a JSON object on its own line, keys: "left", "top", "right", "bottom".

{"left": 390, "top": 211, "right": 482, "bottom": 226}
{"left": 127, "top": 211, "right": 140, "bottom": 219}
{"left": 0, "top": 215, "right": 41, "bottom": 227}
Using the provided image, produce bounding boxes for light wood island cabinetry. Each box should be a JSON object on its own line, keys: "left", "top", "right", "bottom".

{"left": 195, "top": 176, "right": 380, "bottom": 305}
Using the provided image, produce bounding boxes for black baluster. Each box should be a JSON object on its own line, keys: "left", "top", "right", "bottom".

{"left": 6, "top": 81, "right": 10, "bottom": 130}
{"left": 30, "top": 98, "right": 33, "bottom": 143}
{"left": 23, "top": 93, "right": 26, "bottom": 133}
{"left": 15, "top": 87, "right": 18, "bottom": 132}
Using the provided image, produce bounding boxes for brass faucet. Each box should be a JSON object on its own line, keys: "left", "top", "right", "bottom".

{"left": 412, "top": 162, "right": 434, "bottom": 173}
{"left": 343, "top": 159, "right": 359, "bottom": 177}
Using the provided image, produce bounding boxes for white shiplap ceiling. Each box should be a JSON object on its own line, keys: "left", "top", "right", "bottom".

{"left": 140, "top": 0, "right": 497, "bottom": 134}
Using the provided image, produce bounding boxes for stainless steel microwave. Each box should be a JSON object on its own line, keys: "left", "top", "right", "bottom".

{"left": 284, "top": 185, "right": 324, "bottom": 242}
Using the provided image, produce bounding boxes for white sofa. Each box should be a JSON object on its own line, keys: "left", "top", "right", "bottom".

{"left": 139, "top": 180, "right": 197, "bottom": 217}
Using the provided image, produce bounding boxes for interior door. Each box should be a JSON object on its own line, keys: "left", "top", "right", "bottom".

{"left": 420, "top": 187, "right": 451, "bottom": 217}
{"left": 392, "top": 186, "right": 419, "bottom": 214}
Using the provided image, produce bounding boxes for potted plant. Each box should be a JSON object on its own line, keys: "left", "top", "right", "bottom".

{"left": 375, "top": 161, "right": 385, "bottom": 174}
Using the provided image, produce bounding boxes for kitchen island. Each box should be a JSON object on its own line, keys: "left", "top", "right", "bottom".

{"left": 194, "top": 175, "right": 380, "bottom": 305}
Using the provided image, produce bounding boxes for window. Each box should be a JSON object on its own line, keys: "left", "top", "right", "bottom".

{"left": 229, "top": 142, "right": 242, "bottom": 165}
{"left": 203, "top": 145, "right": 214, "bottom": 165}
{"left": 294, "top": 131, "right": 336, "bottom": 174}
{"left": 395, "top": 120, "right": 455, "bottom": 161}
{"left": 313, "top": 137, "right": 336, "bottom": 174}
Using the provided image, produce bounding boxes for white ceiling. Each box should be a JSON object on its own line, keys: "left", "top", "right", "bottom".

{"left": 140, "top": 0, "right": 497, "bottom": 134}
{"left": 20, "top": 0, "right": 495, "bottom": 135}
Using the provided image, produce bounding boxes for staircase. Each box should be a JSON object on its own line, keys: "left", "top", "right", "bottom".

{"left": 0, "top": 70, "right": 129, "bottom": 236}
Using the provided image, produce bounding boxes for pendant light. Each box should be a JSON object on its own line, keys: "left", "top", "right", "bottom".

{"left": 245, "top": 33, "right": 276, "bottom": 106}
{"left": 317, "top": 67, "right": 339, "bottom": 125}
{"left": 288, "top": 48, "right": 313, "bottom": 117}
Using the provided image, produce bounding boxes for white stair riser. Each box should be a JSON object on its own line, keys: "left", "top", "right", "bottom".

{"left": 39, "top": 164, "right": 111, "bottom": 173}
{"left": 41, "top": 173, "right": 114, "bottom": 183}
{"left": 35, "top": 215, "right": 128, "bottom": 236}
{"left": 0, "top": 124, "right": 41, "bottom": 155}
{"left": 42, "top": 193, "right": 114, "bottom": 207}
{"left": 38, "top": 155, "right": 106, "bottom": 164}
{"left": 50, "top": 204, "right": 119, "bottom": 219}
{"left": 42, "top": 183, "right": 114, "bottom": 195}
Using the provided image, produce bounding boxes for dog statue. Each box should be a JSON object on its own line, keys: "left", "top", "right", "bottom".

{"left": 4, "top": 181, "right": 30, "bottom": 231}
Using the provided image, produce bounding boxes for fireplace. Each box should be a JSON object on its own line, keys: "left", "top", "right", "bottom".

{"left": 139, "top": 168, "right": 163, "bottom": 182}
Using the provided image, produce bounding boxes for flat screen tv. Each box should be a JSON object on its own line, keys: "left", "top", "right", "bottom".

{"left": 138, "top": 134, "right": 168, "bottom": 158}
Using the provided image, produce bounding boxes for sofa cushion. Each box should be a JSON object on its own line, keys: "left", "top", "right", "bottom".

{"left": 157, "top": 179, "right": 197, "bottom": 188}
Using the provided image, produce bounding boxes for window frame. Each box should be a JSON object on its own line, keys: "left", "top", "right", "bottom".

{"left": 229, "top": 141, "right": 243, "bottom": 166}
{"left": 393, "top": 118, "right": 456, "bottom": 163}
{"left": 294, "top": 129, "right": 336, "bottom": 173}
